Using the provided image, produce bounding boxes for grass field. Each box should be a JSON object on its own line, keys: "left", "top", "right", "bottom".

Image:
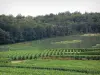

{"left": 0, "top": 33, "right": 100, "bottom": 51}
{"left": 1, "top": 67, "right": 100, "bottom": 75}
{"left": 13, "top": 60, "right": 100, "bottom": 70}
{"left": 0, "top": 60, "right": 100, "bottom": 75}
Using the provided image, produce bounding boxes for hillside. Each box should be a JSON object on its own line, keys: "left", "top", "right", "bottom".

{"left": 0, "top": 12, "right": 100, "bottom": 44}
{"left": 0, "top": 33, "right": 100, "bottom": 60}
{"left": 1, "top": 33, "right": 100, "bottom": 50}
{"left": 0, "top": 34, "right": 100, "bottom": 75}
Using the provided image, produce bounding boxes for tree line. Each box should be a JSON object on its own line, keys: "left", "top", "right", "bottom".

{"left": 0, "top": 11, "right": 100, "bottom": 44}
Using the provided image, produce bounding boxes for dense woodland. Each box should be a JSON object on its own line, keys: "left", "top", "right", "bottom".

{"left": 0, "top": 11, "right": 100, "bottom": 44}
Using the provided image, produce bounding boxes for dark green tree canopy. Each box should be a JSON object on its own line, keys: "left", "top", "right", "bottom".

{"left": 0, "top": 11, "right": 100, "bottom": 44}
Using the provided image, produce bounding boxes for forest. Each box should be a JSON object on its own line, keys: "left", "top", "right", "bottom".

{"left": 0, "top": 11, "right": 100, "bottom": 44}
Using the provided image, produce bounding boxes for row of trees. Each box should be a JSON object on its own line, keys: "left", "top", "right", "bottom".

{"left": 0, "top": 11, "right": 100, "bottom": 44}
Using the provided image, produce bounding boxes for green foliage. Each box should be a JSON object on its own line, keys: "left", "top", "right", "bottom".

{"left": 0, "top": 34, "right": 100, "bottom": 60}
{"left": 0, "top": 60, "right": 100, "bottom": 75}
{"left": 0, "top": 48, "right": 11, "bottom": 64}
{"left": 4, "top": 48, "right": 100, "bottom": 60}
{"left": 0, "top": 58, "right": 11, "bottom": 63}
{"left": 0, "top": 12, "right": 100, "bottom": 44}
{"left": 1, "top": 67, "right": 100, "bottom": 75}
{"left": 4, "top": 34, "right": 100, "bottom": 50}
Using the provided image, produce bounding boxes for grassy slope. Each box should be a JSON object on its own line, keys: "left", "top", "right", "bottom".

{"left": 0, "top": 33, "right": 100, "bottom": 60}
{"left": 0, "top": 34, "right": 100, "bottom": 75}
{"left": 0, "top": 60, "right": 100, "bottom": 75}
{"left": 1, "top": 33, "right": 100, "bottom": 51}
{"left": 1, "top": 67, "right": 99, "bottom": 75}
{"left": 14, "top": 59, "right": 100, "bottom": 71}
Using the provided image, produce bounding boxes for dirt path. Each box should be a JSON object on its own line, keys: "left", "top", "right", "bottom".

{"left": 11, "top": 60, "right": 23, "bottom": 63}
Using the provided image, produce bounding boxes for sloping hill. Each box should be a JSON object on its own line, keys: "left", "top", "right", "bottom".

{"left": 2, "top": 33, "right": 100, "bottom": 51}
{"left": 0, "top": 33, "right": 100, "bottom": 60}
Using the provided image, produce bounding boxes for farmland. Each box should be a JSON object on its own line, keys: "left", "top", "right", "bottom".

{"left": 0, "top": 34, "right": 100, "bottom": 75}
{"left": 0, "top": 60, "right": 100, "bottom": 75}
{"left": 1, "top": 67, "right": 100, "bottom": 75}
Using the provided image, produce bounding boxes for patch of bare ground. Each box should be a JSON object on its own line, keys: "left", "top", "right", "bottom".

{"left": 11, "top": 60, "right": 24, "bottom": 63}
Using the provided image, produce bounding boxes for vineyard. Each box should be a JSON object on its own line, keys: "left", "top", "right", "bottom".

{"left": 0, "top": 34, "right": 100, "bottom": 75}
{"left": 0, "top": 60, "right": 100, "bottom": 75}
{"left": 5, "top": 48, "right": 100, "bottom": 60}
{"left": 1, "top": 67, "right": 100, "bottom": 75}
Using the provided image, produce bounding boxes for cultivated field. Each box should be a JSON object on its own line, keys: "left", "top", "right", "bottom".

{"left": 0, "top": 34, "right": 100, "bottom": 75}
